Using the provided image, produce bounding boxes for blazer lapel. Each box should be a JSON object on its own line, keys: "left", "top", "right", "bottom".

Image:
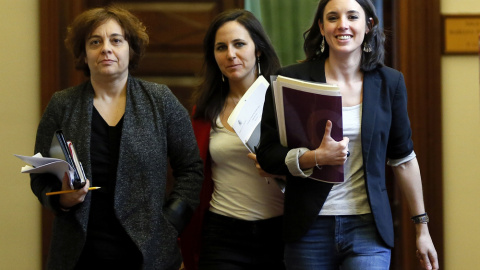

{"left": 310, "top": 59, "right": 327, "bottom": 82}
{"left": 361, "top": 70, "right": 381, "bottom": 163}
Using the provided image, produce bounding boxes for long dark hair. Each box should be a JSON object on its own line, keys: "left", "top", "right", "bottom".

{"left": 192, "top": 9, "right": 281, "bottom": 126}
{"left": 303, "top": 0, "right": 384, "bottom": 71}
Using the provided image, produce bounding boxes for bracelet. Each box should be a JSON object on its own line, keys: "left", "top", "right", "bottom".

{"left": 60, "top": 206, "right": 71, "bottom": 212}
{"left": 314, "top": 149, "right": 322, "bottom": 170}
{"left": 411, "top": 212, "right": 429, "bottom": 224}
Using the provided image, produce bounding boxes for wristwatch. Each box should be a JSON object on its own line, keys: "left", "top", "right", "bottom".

{"left": 411, "top": 213, "right": 429, "bottom": 224}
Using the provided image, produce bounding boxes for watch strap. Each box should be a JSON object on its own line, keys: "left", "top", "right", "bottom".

{"left": 411, "top": 213, "right": 429, "bottom": 224}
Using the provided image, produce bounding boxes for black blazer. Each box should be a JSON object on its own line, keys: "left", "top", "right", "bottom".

{"left": 257, "top": 57, "right": 413, "bottom": 247}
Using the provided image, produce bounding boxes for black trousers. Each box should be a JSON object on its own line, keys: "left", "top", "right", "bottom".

{"left": 199, "top": 211, "right": 286, "bottom": 270}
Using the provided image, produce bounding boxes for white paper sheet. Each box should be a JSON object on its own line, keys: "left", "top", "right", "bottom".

{"left": 227, "top": 75, "right": 269, "bottom": 153}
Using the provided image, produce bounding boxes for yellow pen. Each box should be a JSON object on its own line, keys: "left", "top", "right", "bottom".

{"left": 46, "top": 187, "right": 101, "bottom": 196}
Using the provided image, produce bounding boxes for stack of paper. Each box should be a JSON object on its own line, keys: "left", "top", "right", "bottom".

{"left": 227, "top": 75, "right": 270, "bottom": 153}
{"left": 15, "top": 153, "right": 74, "bottom": 186}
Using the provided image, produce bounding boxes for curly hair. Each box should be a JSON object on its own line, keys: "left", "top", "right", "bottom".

{"left": 64, "top": 5, "right": 149, "bottom": 76}
{"left": 303, "top": 0, "right": 385, "bottom": 71}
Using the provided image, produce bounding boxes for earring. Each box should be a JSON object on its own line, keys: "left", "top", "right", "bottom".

{"left": 257, "top": 56, "right": 262, "bottom": 76}
{"left": 363, "top": 33, "right": 372, "bottom": 53}
{"left": 363, "top": 42, "right": 372, "bottom": 53}
{"left": 222, "top": 74, "right": 225, "bottom": 82}
{"left": 320, "top": 36, "right": 325, "bottom": 53}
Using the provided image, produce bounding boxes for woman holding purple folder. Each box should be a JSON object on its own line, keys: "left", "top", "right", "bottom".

{"left": 257, "top": 0, "right": 439, "bottom": 269}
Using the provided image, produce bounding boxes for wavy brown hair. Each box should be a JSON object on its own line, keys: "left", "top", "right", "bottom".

{"left": 64, "top": 5, "right": 149, "bottom": 76}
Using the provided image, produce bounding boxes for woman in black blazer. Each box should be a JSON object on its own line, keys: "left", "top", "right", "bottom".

{"left": 256, "top": 0, "right": 438, "bottom": 269}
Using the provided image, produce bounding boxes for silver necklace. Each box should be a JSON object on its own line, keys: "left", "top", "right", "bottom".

{"left": 230, "top": 96, "right": 239, "bottom": 106}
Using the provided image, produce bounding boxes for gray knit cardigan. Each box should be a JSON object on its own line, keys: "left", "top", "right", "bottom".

{"left": 31, "top": 76, "right": 203, "bottom": 269}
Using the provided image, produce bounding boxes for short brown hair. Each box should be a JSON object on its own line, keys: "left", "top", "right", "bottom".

{"left": 64, "top": 6, "right": 149, "bottom": 76}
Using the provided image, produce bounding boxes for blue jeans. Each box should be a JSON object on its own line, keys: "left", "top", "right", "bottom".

{"left": 284, "top": 214, "right": 391, "bottom": 270}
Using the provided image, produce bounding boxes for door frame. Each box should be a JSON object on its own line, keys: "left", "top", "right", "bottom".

{"left": 388, "top": 0, "right": 444, "bottom": 269}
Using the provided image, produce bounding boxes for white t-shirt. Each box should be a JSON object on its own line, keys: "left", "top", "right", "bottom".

{"left": 319, "top": 104, "right": 370, "bottom": 215}
{"left": 209, "top": 118, "right": 284, "bottom": 221}
{"left": 285, "top": 104, "right": 416, "bottom": 215}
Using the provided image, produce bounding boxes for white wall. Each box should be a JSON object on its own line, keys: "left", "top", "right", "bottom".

{"left": 441, "top": 1, "right": 480, "bottom": 269}
{"left": 0, "top": 0, "right": 42, "bottom": 269}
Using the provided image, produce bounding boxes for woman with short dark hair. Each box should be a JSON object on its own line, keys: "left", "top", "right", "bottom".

{"left": 31, "top": 6, "right": 203, "bottom": 269}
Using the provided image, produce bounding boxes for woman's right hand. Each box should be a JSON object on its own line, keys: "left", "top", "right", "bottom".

{"left": 247, "top": 153, "right": 282, "bottom": 178}
{"left": 300, "top": 120, "right": 349, "bottom": 169}
{"left": 58, "top": 172, "right": 90, "bottom": 209}
{"left": 315, "top": 120, "right": 350, "bottom": 166}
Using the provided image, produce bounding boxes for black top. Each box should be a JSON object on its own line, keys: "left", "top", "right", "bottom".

{"left": 75, "top": 107, "right": 142, "bottom": 269}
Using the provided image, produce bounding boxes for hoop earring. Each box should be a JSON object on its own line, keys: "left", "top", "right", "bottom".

{"left": 257, "top": 56, "right": 262, "bottom": 76}
{"left": 222, "top": 74, "right": 225, "bottom": 82}
{"left": 363, "top": 42, "right": 372, "bottom": 53}
{"left": 320, "top": 36, "right": 325, "bottom": 53}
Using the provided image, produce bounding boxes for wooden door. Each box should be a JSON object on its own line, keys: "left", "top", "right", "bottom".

{"left": 384, "top": 0, "right": 444, "bottom": 269}
{"left": 39, "top": 0, "right": 244, "bottom": 267}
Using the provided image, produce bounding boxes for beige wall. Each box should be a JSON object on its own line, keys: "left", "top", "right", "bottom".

{"left": 441, "top": 1, "right": 480, "bottom": 269}
{"left": 1, "top": 1, "right": 480, "bottom": 269}
{"left": 0, "top": 0, "right": 41, "bottom": 269}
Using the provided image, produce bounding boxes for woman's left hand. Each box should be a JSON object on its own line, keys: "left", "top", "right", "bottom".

{"left": 247, "top": 153, "right": 283, "bottom": 178}
{"left": 59, "top": 173, "right": 90, "bottom": 209}
{"left": 415, "top": 225, "right": 439, "bottom": 269}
